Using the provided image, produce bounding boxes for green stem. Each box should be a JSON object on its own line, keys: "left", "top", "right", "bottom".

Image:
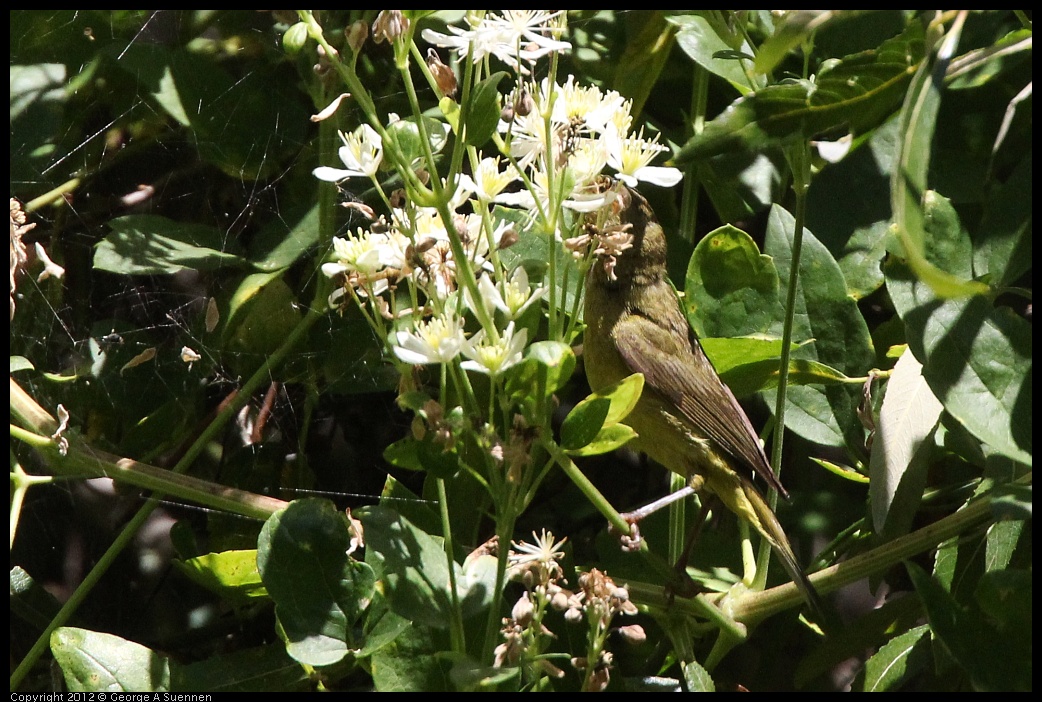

{"left": 436, "top": 477, "right": 467, "bottom": 654}
{"left": 755, "top": 141, "right": 811, "bottom": 590}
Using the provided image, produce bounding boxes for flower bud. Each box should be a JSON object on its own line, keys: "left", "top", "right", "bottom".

{"left": 372, "top": 10, "right": 408, "bottom": 44}
{"left": 426, "top": 49, "right": 457, "bottom": 97}
{"left": 346, "top": 20, "right": 368, "bottom": 53}
{"left": 283, "top": 22, "right": 308, "bottom": 55}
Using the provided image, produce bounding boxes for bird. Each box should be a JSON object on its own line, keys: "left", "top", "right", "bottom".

{"left": 581, "top": 182, "right": 822, "bottom": 618}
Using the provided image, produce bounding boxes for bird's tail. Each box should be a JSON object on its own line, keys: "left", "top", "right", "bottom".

{"left": 739, "top": 477, "right": 827, "bottom": 624}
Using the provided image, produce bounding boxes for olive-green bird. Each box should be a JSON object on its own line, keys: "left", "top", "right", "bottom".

{"left": 582, "top": 183, "right": 822, "bottom": 616}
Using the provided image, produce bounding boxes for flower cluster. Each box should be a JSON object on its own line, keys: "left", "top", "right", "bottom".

{"left": 495, "top": 531, "right": 644, "bottom": 689}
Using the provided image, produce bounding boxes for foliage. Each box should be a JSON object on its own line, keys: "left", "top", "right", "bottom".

{"left": 10, "top": 9, "right": 1031, "bottom": 692}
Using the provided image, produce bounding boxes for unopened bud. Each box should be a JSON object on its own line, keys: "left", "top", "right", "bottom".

{"left": 615, "top": 624, "right": 646, "bottom": 645}
{"left": 497, "top": 228, "right": 520, "bottom": 249}
{"left": 511, "top": 593, "right": 534, "bottom": 627}
{"left": 513, "top": 87, "right": 534, "bottom": 117}
{"left": 346, "top": 20, "right": 368, "bottom": 53}
{"left": 426, "top": 49, "right": 457, "bottom": 97}
{"left": 283, "top": 22, "right": 308, "bottom": 55}
{"left": 372, "top": 10, "right": 408, "bottom": 44}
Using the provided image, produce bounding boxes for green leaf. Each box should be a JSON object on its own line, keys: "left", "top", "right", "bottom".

{"left": 719, "top": 354, "right": 855, "bottom": 398}
{"left": 370, "top": 621, "right": 453, "bottom": 691}
{"left": 869, "top": 347, "right": 944, "bottom": 538}
{"left": 806, "top": 114, "right": 901, "bottom": 300}
{"left": 95, "top": 215, "right": 248, "bottom": 275}
{"left": 685, "top": 225, "right": 782, "bottom": 339}
{"left": 359, "top": 506, "right": 496, "bottom": 629}
{"left": 681, "top": 658, "right": 716, "bottom": 692}
{"left": 889, "top": 17, "right": 989, "bottom": 299}
{"left": 386, "top": 114, "right": 451, "bottom": 165}
{"left": 858, "top": 624, "right": 931, "bottom": 691}
{"left": 223, "top": 272, "right": 303, "bottom": 379}
{"left": 561, "top": 396, "right": 610, "bottom": 451}
{"left": 51, "top": 627, "right": 173, "bottom": 692}
{"left": 561, "top": 373, "right": 644, "bottom": 450}
{"left": 174, "top": 550, "right": 268, "bottom": 603}
{"left": 505, "top": 341, "right": 576, "bottom": 405}
{"left": 612, "top": 12, "right": 678, "bottom": 116}
{"left": 176, "top": 644, "right": 310, "bottom": 692}
{"left": 973, "top": 155, "right": 1031, "bottom": 289}
{"left": 463, "top": 71, "right": 506, "bottom": 146}
{"left": 907, "top": 561, "right": 1030, "bottom": 691}
{"left": 670, "top": 14, "right": 764, "bottom": 94}
{"left": 885, "top": 258, "right": 1031, "bottom": 466}
{"left": 565, "top": 423, "right": 640, "bottom": 457}
{"left": 257, "top": 499, "right": 376, "bottom": 667}
{"left": 762, "top": 205, "right": 875, "bottom": 449}
{"left": 984, "top": 519, "right": 1025, "bottom": 572}
{"left": 248, "top": 203, "right": 321, "bottom": 273}
{"left": 677, "top": 19, "right": 926, "bottom": 164}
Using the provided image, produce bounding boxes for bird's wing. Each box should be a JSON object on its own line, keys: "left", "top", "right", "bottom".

{"left": 612, "top": 313, "right": 787, "bottom": 497}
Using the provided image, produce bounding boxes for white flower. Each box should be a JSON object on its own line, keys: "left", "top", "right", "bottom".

{"left": 393, "top": 313, "right": 467, "bottom": 365}
{"left": 313, "top": 124, "right": 383, "bottom": 182}
{"left": 606, "top": 126, "right": 682, "bottom": 188}
{"left": 467, "top": 268, "right": 546, "bottom": 321}
{"left": 497, "top": 267, "right": 547, "bottom": 319}
{"left": 422, "top": 10, "right": 570, "bottom": 74}
{"left": 459, "top": 156, "right": 519, "bottom": 202}
{"left": 461, "top": 321, "right": 527, "bottom": 375}
{"left": 550, "top": 75, "right": 628, "bottom": 136}
{"left": 321, "top": 228, "right": 409, "bottom": 303}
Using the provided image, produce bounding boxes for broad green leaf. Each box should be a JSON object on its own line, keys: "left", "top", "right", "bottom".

{"left": 505, "top": 340, "right": 576, "bottom": 401}
{"left": 677, "top": 20, "right": 926, "bottom": 164}
{"left": 463, "top": 71, "right": 506, "bottom": 146}
{"left": 561, "top": 373, "right": 644, "bottom": 450}
{"left": 565, "top": 423, "right": 640, "bottom": 457}
{"left": 10, "top": 62, "right": 66, "bottom": 187}
{"left": 223, "top": 272, "right": 303, "bottom": 379}
{"left": 370, "top": 621, "right": 453, "bottom": 692}
{"left": 248, "top": 203, "right": 321, "bottom": 272}
{"left": 561, "top": 396, "right": 610, "bottom": 451}
{"left": 885, "top": 258, "right": 1031, "bottom": 466}
{"left": 806, "top": 114, "right": 902, "bottom": 299}
{"left": 973, "top": 155, "right": 1031, "bottom": 289}
{"left": 175, "top": 550, "right": 267, "bottom": 603}
{"left": 175, "top": 644, "right": 310, "bottom": 692}
{"left": 95, "top": 215, "right": 247, "bottom": 275}
{"left": 858, "top": 624, "right": 931, "bottom": 691}
{"left": 51, "top": 627, "right": 173, "bottom": 692}
{"left": 907, "top": 562, "right": 1030, "bottom": 691}
{"left": 869, "top": 347, "right": 943, "bottom": 538}
{"left": 258, "top": 499, "right": 376, "bottom": 667}
{"left": 685, "top": 224, "right": 782, "bottom": 339}
{"left": 670, "top": 14, "right": 764, "bottom": 94}
{"left": 700, "top": 336, "right": 793, "bottom": 374}
{"left": 385, "top": 114, "right": 451, "bottom": 166}
{"left": 763, "top": 205, "right": 875, "bottom": 449}
{"left": 359, "top": 506, "right": 496, "bottom": 629}
{"left": 719, "top": 355, "right": 856, "bottom": 398}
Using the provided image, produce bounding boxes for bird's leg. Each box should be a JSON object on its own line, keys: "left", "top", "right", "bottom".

{"left": 667, "top": 493, "right": 721, "bottom": 599}
{"left": 614, "top": 485, "right": 697, "bottom": 552}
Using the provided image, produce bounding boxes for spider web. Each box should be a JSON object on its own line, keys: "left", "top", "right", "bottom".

{"left": 10, "top": 11, "right": 425, "bottom": 646}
